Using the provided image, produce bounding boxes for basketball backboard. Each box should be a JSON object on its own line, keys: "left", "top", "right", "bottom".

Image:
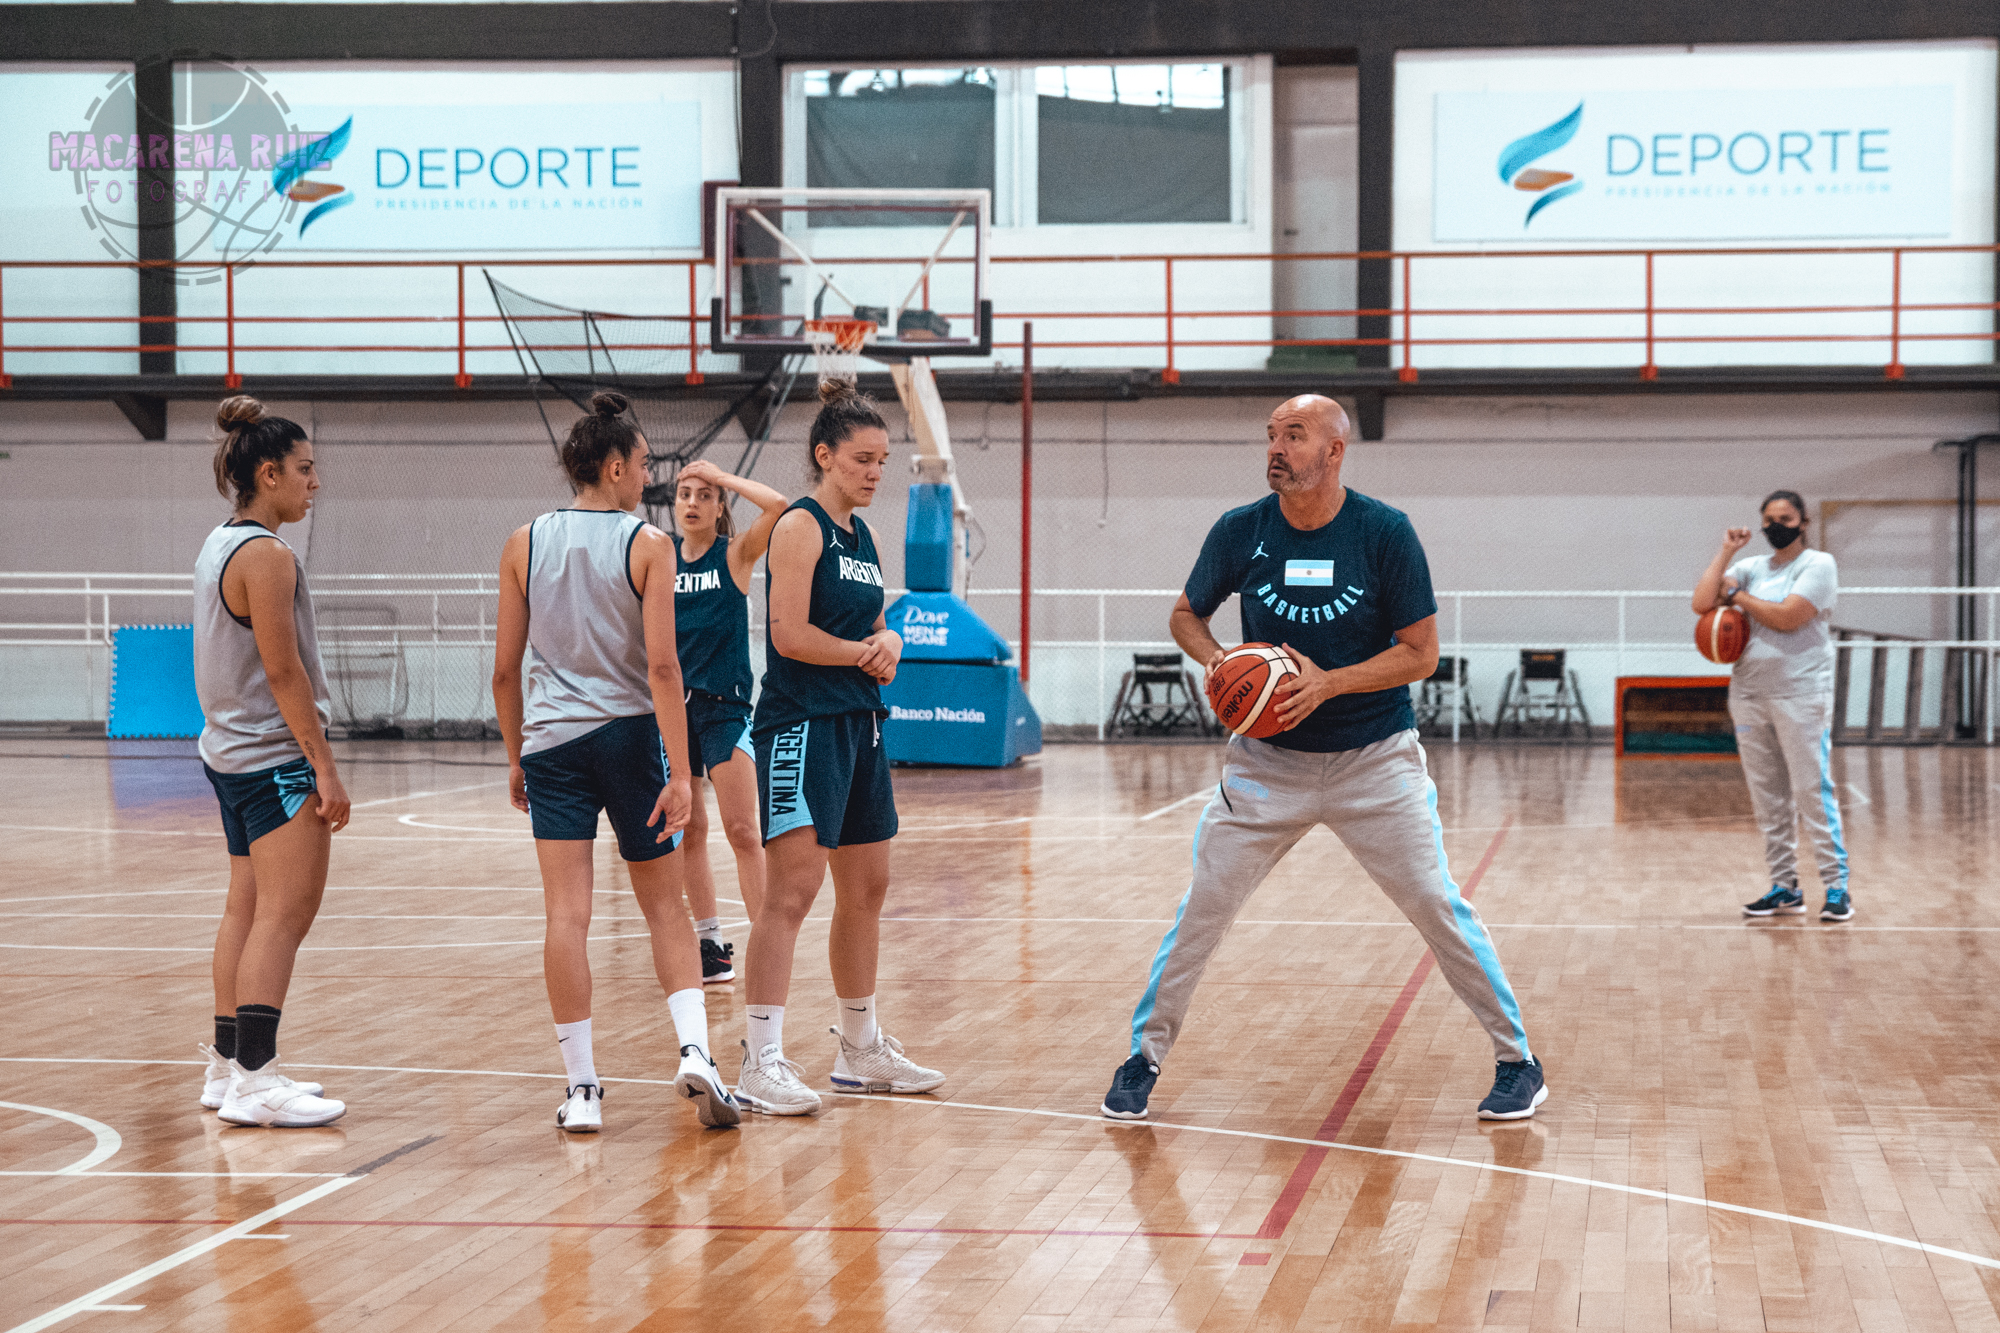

{"left": 710, "top": 187, "right": 992, "bottom": 359}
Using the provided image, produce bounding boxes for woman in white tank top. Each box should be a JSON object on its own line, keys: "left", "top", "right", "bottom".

{"left": 193, "top": 396, "right": 350, "bottom": 1129}
{"left": 492, "top": 392, "right": 739, "bottom": 1131}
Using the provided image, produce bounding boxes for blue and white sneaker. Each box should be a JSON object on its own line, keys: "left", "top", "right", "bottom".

{"left": 1477, "top": 1056, "right": 1548, "bottom": 1121}
{"left": 1101, "top": 1054, "right": 1159, "bottom": 1120}
{"left": 1820, "top": 889, "right": 1855, "bottom": 922}
{"left": 1743, "top": 886, "right": 1805, "bottom": 917}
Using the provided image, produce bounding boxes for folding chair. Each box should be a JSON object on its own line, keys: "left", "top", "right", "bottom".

{"left": 1494, "top": 649, "right": 1592, "bottom": 738}
{"left": 1414, "top": 656, "right": 1484, "bottom": 739}
{"left": 1107, "top": 653, "right": 1217, "bottom": 738}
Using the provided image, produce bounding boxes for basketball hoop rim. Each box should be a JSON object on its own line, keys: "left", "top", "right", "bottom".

{"left": 802, "top": 317, "right": 879, "bottom": 353}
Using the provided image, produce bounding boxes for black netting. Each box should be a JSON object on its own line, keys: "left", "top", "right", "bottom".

{"left": 486, "top": 273, "right": 804, "bottom": 527}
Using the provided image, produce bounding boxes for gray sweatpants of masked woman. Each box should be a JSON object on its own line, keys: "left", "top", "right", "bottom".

{"left": 1127, "top": 728, "right": 1533, "bottom": 1067}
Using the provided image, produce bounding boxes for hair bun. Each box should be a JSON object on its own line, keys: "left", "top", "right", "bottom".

{"left": 216, "top": 395, "right": 265, "bottom": 431}
{"left": 590, "top": 391, "right": 630, "bottom": 419}
{"left": 817, "top": 377, "right": 860, "bottom": 405}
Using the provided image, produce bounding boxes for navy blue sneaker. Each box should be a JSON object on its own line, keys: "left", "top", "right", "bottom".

{"left": 700, "top": 938, "right": 735, "bottom": 983}
{"left": 1820, "top": 889, "right": 1854, "bottom": 922}
{"left": 1101, "top": 1054, "right": 1159, "bottom": 1120}
{"left": 1743, "top": 886, "right": 1805, "bottom": 917}
{"left": 1477, "top": 1056, "right": 1548, "bottom": 1121}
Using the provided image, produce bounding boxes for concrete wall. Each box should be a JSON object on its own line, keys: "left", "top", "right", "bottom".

{"left": 2, "top": 388, "right": 1994, "bottom": 727}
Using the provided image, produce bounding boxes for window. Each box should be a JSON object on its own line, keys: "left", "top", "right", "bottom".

{"left": 1035, "top": 65, "right": 1231, "bottom": 224}
{"left": 788, "top": 60, "right": 1248, "bottom": 229}
{"left": 805, "top": 68, "right": 995, "bottom": 225}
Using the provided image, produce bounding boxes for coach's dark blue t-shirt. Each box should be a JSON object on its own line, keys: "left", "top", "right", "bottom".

{"left": 1184, "top": 489, "right": 1437, "bottom": 753}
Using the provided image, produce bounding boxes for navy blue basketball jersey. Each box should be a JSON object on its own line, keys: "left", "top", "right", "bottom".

{"left": 752, "top": 498, "right": 885, "bottom": 735}
{"left": 674, "top": 534, "right": 752, "bottom": 702}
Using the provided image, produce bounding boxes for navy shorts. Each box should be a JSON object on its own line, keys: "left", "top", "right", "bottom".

{"left": 685, "top": 691, "right": 754, "bottom": 779}
{"left": 756, "top": 710, "right": 898, "bottom": 850}
{"left": 519, "top": 713, "right": 684, "bottom": 862}
{"left": 205, "top": 758, "right": 317, "bottom": 857}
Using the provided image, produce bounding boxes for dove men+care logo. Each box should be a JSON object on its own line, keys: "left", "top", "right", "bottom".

{"left": 1433, "top": 86, "right": 1955, "bottom": 242}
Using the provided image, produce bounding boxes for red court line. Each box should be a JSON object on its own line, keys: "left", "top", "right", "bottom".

{"left": 0, "top": 1217, "right": 1258, "bottom": 1240}
{"left": 1252, "top": 816, "right": 1515, "bottom": 1241}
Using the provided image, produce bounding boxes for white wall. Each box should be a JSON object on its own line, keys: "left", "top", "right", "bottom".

{"left": 3, "top": 388, "right": 1994, "bottom": 727}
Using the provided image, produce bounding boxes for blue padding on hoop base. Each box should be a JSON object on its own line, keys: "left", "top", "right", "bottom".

{"left": 109, "top": 624, "right": 205, "bottom": 740}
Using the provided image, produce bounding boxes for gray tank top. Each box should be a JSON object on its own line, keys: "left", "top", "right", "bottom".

{"left": 521, "top": 508, "right": 656, "bottom": 755}
{"left": 193, "top": 521, "right": 332, "bottom": 774}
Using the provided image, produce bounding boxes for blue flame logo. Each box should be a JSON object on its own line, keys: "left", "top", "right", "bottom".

{"left": 1497, "top": 104, "right": 1583, "bottom": 228}
{"left": 272, "top": 117, "right": 354, "bottom": 237}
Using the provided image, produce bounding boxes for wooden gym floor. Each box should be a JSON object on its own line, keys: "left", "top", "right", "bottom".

{"left": 1, "top": 736, "right": 1998, "bottom": 1332}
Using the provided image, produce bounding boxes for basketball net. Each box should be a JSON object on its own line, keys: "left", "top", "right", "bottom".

{"left": 802, "top": 317, "right": 877, "bottom": 390}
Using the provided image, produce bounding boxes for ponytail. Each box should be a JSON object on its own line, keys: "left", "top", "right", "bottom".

{"left": 559, "top": 392, "right": 644, "bottom": 489}
{"left": 212, "top": 396, "right": 309, "bottom": 507}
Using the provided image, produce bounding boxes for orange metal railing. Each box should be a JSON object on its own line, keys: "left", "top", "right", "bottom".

{"left": 0, "top": 243, "right": 1995, "bottom": 389}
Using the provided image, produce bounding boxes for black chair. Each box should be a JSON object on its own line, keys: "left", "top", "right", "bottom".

{"left": 1107, "top": 653, "right": 1218, "bottom": 737}
{"left": 1414, "top": 656, "right": 1484, "bottom": 739}
{"left": 1494, "top": 649, "right": 1592, "bottom": 737}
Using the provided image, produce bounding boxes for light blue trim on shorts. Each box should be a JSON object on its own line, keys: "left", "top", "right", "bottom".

{"left": 657, "top": 734, "right": 684, "bottom": 853}
{"left": 764, "top": 720, "right": 814, "bottom": 842}
{"left": 1817, "top": 726, "right": 1848, "bottom": 888}
{"left": 1129, "top": 785, "right": 1219, "bottom": 1056}
{"left": 1425, "top": 778, "right": 1529, "bottom": 1060}
{"left": 272, "top": 761, "right": 316, "bottom": 821}
{"left": 734, "top": 719, "right": 754, "bottom": 760}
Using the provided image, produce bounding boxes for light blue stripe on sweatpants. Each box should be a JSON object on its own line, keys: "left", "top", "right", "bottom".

{"left": 1128, "top": 788, "right": 1216, "bottom": 1056}
{"left": 1425, "top": 779, "right": 1529, "bottom": 1059}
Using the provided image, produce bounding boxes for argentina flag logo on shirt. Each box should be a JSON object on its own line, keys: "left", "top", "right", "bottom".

{"left": 1285, "top": 559, "right": 1334, "bottom": 587}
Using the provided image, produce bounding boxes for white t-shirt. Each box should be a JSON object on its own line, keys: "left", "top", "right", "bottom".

{"left": 1724, "top": 548, "right": 1838, "bottom": 698}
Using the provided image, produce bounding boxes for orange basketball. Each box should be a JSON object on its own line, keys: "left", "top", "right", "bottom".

{"left": 1205, "top": 643, "right": 1302, "bottom": 738}
{"left": 1695, "top": 606, "right": 1749, "bottom": 664}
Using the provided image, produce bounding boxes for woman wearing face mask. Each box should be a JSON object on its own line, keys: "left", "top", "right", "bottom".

{"left": 1692, "top": 490, "right": 1851, "bottom": 922}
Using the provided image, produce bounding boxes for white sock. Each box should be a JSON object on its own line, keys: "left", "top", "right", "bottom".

{"left": 554, "top": 1018, "right": 596, "bottom": 1087}
{"left": 667, "top": 988, "right": 709, "bottom": 1062}
{"left": 695, "top": 917, "right": 724, "bottom": 945}
{"left": 745, "top": 1006, "right": 784, "bottom": 1063}
{"left": 837, "top": 995, "right": 879, "bottom": 1050}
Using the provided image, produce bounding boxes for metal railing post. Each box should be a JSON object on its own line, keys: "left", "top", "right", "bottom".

{"left": 1887, "top": 248, "right": 1906, "bottom": 381}
{"left": 1450, "top": 592, "right": 1463, "bottom": 744}
{"left": 0, "top": 265, "right": 11, "bottom": 389}
{"left": 224, "top": 265, "right": 242, "bottom": 389}
{"left": 1641, "top": 253, "right": 1658, "bottom": 381}
{"left": 455, "top": 263, "right": 472, "bottom": 389}
{"left": 1397, "top": 253, "right": 1418, "bottom": 383}
{"left": 1161, "top": 257, "right": 1179, "bottom": 384}
{"left": 686, "top": 262, "right": 705, "bottom": 386}
{"left": 1096, "top": 593, "right": 1107, "bottom": 741}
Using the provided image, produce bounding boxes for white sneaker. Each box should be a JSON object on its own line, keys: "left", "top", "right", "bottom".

{"left": 673, "top": 1046, "right": 742, "bottom": 1128}
{"left": 733, "top": 1040, "right": 821, "bottom": 1116}
{"left": 828, "top": 1027, "right": 945, "bottom": 1094}
{"left": 199, "top": 1043, "right": 320, "bottom": 1110}
{"left": 217, "top": 1058, "right": 346, "bottom": 1128}
{"left": 556, "top": 1083, "right": 602, "bottom": 1133}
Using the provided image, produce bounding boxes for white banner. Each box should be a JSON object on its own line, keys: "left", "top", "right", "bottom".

{"left": 1433, "top": 87, "right": 1956, "bottom": 242}
{"left": 201, "top": 99, "right": 704, "bottom": 253}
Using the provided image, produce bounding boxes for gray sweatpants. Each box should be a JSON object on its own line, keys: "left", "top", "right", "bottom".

{"left": 1129, "top": 728, "right": 1532, "bottom": 1066}
{"left": 1728, "top": 688, "right": 1848, "bottom": 894}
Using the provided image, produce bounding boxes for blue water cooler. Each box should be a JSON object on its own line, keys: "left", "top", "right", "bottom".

{"left": 881, "top": 483, "right": 1042, "bottom": 767}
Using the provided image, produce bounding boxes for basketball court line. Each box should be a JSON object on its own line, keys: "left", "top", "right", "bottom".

{"left": 1139, "top": 787, "right": 1217, "bottom": 821}
{"left": 350, "top": 780, "right": 509, "bottom": 810}
{"left": 0, "top": 1102, "right": 121, "bottom": 1174}
{"left": 1252, "top": 817, "right": 1512, "bottom": 1239}
{"left": 5, "top": 1057, "right": 1994, "bottom": 1281}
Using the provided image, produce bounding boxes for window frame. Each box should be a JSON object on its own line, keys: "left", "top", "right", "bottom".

{"left": 784, "top": 56, "right": 1257, "bottom": 232}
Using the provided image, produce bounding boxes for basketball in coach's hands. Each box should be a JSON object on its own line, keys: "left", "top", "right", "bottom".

{"left": 1205, "top": 643, "right": 1302, "bottom": 738}
{"left": 1695, "top": 606, "right": 1749, "bottom": 664}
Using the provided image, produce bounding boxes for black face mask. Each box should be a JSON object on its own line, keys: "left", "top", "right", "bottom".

{"left": 1763, "top": 522, "right": 1803, "bottom": 550}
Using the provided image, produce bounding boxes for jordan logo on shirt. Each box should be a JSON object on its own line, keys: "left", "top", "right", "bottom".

{"left": 1251, "top": 542, "right": 1269, "bottom": 561}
